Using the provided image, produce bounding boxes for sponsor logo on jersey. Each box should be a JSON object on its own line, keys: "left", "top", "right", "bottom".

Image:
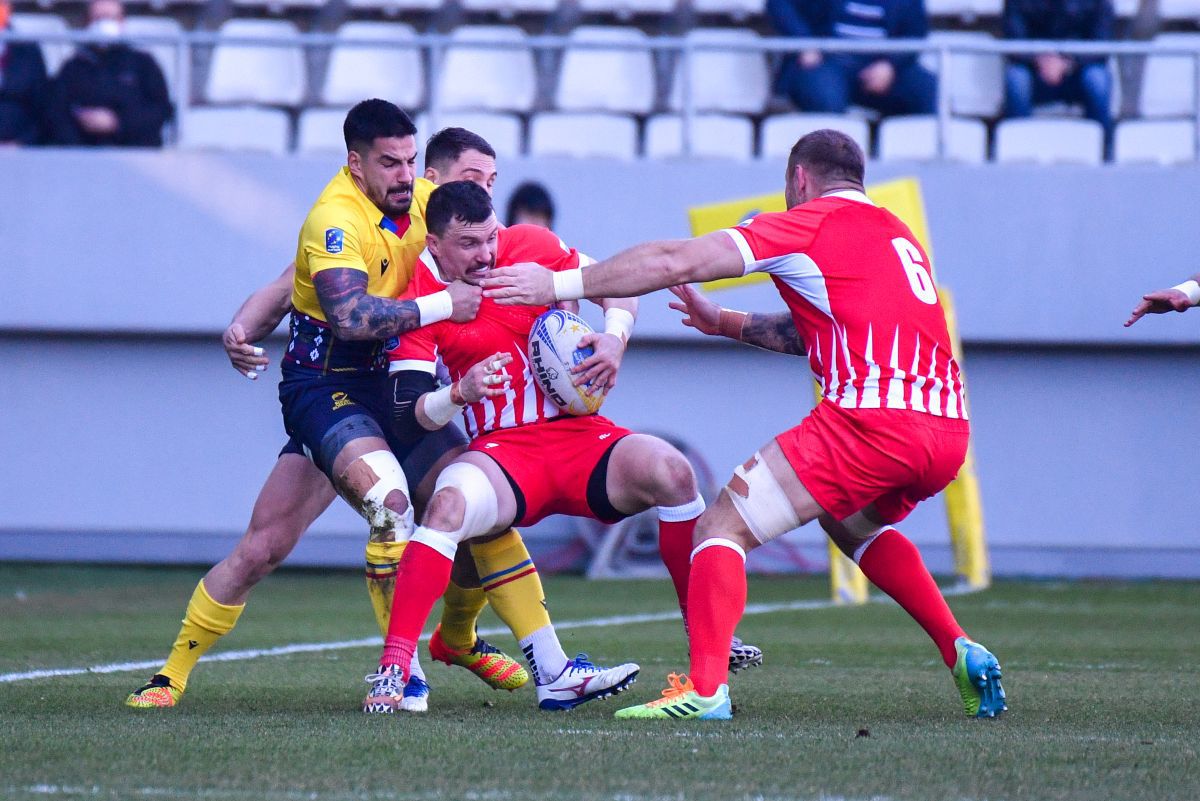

{"left": 599, "top": 432, "right": 611, "bottom": 440}
{"left": 380, "top": 258, "right": 390, "bottom": 274}
{"left": 331, "top": 391, "right": 355, "bottom": 410}
{"left": 529, "top": 339, "right": 571, "bottom": 409}
{"left": 385, "top": 337, "right": 399, "bottom": 351}
{"left": 484, "top": 442, "right": 499, "bottom": 449}
{"left": 325, "top": 228, "right": 344, "bottom": 254}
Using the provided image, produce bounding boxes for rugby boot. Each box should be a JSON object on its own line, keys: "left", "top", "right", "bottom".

{"left": 125, "top": 674, "right": 182, "bottom": 709}
{"left": 728, "top": 635, "right": 763, "bottom": 674}
{"left": 399, "top": 675, "right": 431, "bottom": 713}
{"left": 535, "top": 653, "right": 639, "bottom": 711}
{"left": 614, "top": 673, "right": 732, "bottom": 721}
{"left": 429, "top": 624, "right": 529, "bottom": 691}
{"left": 362, "top": 663, "right": 405, "bottom": 714}
{"left": 951, "top": 636, "right": 1007, "bottom": 718}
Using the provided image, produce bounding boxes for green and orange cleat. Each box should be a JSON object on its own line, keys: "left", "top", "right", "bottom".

{"left": 952, "top": 636, "right": 1007, "bottom": 718}
{"left": 428, "top": 625, "right": 529, "bottom": 691}
{"left": 613, "top": 673, "right": 732, "bottom": 721}
{"left": 125, "top": 674, "right": 183, "bottom": 709}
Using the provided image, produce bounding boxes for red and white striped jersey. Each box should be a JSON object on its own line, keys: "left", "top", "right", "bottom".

{"left": 386, "top": 224, "right": 589, "bottom": 439}
{"left": 722, "top": 190, "right": 967, "bottom": 420}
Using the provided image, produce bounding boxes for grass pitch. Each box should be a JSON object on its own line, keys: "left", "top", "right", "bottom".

{"left": 1, "top": 564, "right": 1198, "bottom": 801}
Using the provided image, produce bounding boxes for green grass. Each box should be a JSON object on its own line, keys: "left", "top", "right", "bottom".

{"left": 2, "top": 565, "right": 1198, "bottom": 801}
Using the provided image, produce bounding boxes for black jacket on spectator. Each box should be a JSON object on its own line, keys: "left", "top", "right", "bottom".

{"left": 767, "top": 0, "right": 929, "bottom": 72}
{"left": 47, "top": 43, "right": 171, "bottom": 147}
{"left": 0, "top": 40, "right": 49, "bottom": 144}
{"left": 1003, "top": 0, "right": 1114, "bottom": 68}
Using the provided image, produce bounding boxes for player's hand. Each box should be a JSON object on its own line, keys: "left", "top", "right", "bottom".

{"left": 223, "top": 322, "right": 269, "bottom": 380}
{"left": 571, "top": 333, "right": 623, "bottom": 396}
{"left": 1124, "top": 288, "right": 1194, "bottom": 327}
{"left": 482, "top": 263, "right": 556, "bottom": 306}
{"left": 459, "top": 351, "right": 513, "bottom": 403}
{"left": 447, "top": 280, "right": 483, "bottom": 322}
{"left": 667, "top": 284, "right": 722, "bottom": 336}
{"left": 859, "top": 60, "right": 896, "bottom": 95}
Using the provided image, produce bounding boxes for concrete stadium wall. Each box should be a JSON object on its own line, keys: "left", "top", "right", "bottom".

{"left": 1, "top": 149, "right": 1197, "bottom": 578}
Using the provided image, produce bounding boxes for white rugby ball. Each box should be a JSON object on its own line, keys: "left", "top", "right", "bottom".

{"left": 528, "top": 309, "right": 606, "bottom": 416}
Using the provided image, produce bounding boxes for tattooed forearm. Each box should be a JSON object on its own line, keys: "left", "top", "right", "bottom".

{"left": 313, "top": 268, "right": 422, "bottom": 340}
{"left": 741, "top": 311, "right": 806, "bottom": 356}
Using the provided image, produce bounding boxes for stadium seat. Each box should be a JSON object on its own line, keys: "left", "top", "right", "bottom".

{"left": 123, "top": 16, "right": 185, "bottom": 100}
{"left": 296, "top": 107, "right": 352, "bottom": 154}
{"left": 344, "top": 0, "right": 442, "bottom": 10}
{"left": 230, "top": 0, "right": 325, "bottom": 10}
{"left": 1112, "top": 0, "right": 1139, "bottom": 16}
{"left": 920, "top": 31, "right": 1004, "bottom": 118}
{"left": 554, "top": 26, "right": 656, "bottom": 114}
{"left": 924, "top": 0, "right": 974, "bottom": 18}
{"left": 205, "top": 19, "right": 307, "bottom": 106}
{"left": 435, "top": 26, "right": 537, "bottom": 113}
{"left": 321, "top": 22, "right": 423, "bottom": 110}
{"left": 667, "top": 29, "right": 769, "bottom": 115}
{"left": 10, "top": 13, "right": 72, "bottom": 75}
{"left": 644, "top": 113, "right": 754, "bottom": 160}
{"left": 1159, "top": 0, "right": 1200, "bottom": 20}
{"left": 969, "top": 0, "right": 1002, "bottom": 15}
{"left": 1138, "top": 34, "right": 1200, "bottom": 118}
{"left": 993, "top": 118, "right": 1104, "bottom": 165}
{"left": 459, "top": 0, "right": 558, "bottom": 14}
{"left": 416, "top": 111, "right": 525, "bottom": 159}
{"left": 528, "top": 112, "right": 638, "bottom": 159}
{"left": 576, "top": 0, "right": 678, "bottom": 16}
{"left": 689, "top": 0, "right": 766, "bottom": 18}
{"left": 179, "top": 106, "right": 291, "bottom": 154}
{"left": 759, "top": 113, "right": 870, "bottom": 159}
{"left": 876, "top": 115, "right": 987, "bottom": 163}
{"left": 1113, "top": 119, "right": 1196, "bottom": 165}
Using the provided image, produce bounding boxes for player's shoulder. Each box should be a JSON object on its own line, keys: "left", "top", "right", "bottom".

{"left": 401, "top": 251, "right": 449, "bottom": 299}
{"left": 411, "top": 177, "right": 436, "bottom": 213}
{"left": 303, "top": 169, "right": 369, "bottom": 232}
{"left": 498, "top": 223, "right": 571, "bottom": 264}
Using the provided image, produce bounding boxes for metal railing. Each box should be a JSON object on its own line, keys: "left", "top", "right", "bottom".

{"left": 4, "top": 28, "right": 1200, "bottom": 158}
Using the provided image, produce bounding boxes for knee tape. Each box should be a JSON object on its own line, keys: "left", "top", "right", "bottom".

{"left": 355, "top": 450, "right": 414, "bottom": 541}
{"left": 416, "top": 462, "right": 500, "bottom": 558}
{"left": 723, "top": 452, "right": 801, "bottom": 545}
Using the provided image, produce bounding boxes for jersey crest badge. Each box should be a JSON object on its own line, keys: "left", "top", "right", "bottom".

{"left": 325, "top": 228, "right": 344, "bottom": 254}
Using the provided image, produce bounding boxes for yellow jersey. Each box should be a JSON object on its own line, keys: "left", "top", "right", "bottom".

{"left": 292, "top": 168, "right": 434, "bottom": 321}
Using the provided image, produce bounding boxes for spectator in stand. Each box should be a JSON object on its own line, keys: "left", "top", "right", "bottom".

{"left": 45, "top": 0, "right": 171, "bottom": 147}
{"left": 505, "top": 181, "right": 556, "bottom": 229}
{"left": 1003, "top": 0, "right": 1114, "bottom": 153}
{"left": 767, "top": 0, "right": 937, "bottom": 117}
{"left": 0, "top": 0, "right": 49, "bottom": 145}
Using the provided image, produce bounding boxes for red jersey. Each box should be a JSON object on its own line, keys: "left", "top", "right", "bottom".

{"left": 386, "top": 224, "right": 589, "bottom": 439}
{"left": 722, "top": 190, "right": 967, "bottom": 420}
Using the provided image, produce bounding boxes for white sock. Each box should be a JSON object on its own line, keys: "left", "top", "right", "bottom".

{"left": 408, "top": 651, "right": 425, "bottom": 682}
{"left": 519, "top": 625, "right": 569, "bottom": 685}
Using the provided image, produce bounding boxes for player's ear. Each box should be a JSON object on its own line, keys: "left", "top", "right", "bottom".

{"left": 426, "top": 233, "right": 439, "bottom": 258}
{"left": 346, "top": 147, "right": 364, "bottom": 178}
{"left": 424, "top": 167, "right": 439, "bottom": 183}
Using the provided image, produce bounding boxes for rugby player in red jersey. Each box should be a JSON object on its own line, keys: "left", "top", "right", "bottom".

{"left": 1125, "top": 271, "right": 1200, "bottom": 326}
{"left": 483, "top": 129, "right": 1007, "bottom": 721}
{"left": 362, "top": 180, "right": 720, "bottom": 712}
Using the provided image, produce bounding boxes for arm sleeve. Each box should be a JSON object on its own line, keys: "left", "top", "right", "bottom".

{"left": 887, "top": 0, "right": 928, "bottom": 71}
{"left": 503, "top": 224, "right": 585, "bottom": 273}
{"left": 1078, "top": 1, "right": 1115, "bottom": 67}
{"left": 390, "top": 370, "right": 439, "bottom": 443}
{"left": 115, "top": 53, "right": 172, "bottom": 146}
{"left": 766, "top": 0, "right": 814, "bottom": 38}
{"left": 300, "top": 205, "right": 369, "bottom": 276}
{"left": 720, "top": 208, "right": 822, "bottom": 276}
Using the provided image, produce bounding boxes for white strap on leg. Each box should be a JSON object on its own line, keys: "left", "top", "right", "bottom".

{"left": 723, "top": 452, "right": 802, "bottom": 545}
{"left": 417, "top": 462, "right": 501, "bottom": 558}
{"left": 358, "top": 450, "right": 414, "bottom": 540}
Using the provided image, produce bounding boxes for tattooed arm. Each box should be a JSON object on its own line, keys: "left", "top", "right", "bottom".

{"left": 741, "top": 311, "right": 807, "bottom": 356}
{"left": 313, "top": 268, "right": 422, "bottom": 340}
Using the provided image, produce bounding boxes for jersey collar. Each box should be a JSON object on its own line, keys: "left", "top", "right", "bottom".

{"left": 418, "top": 248, "right": 450, "bottom": 285}
{"left": 379, "top": 214, "right": 413, "bottom": 239}
{"left": 823, "top": 189, "right": 875, "bottom": 206}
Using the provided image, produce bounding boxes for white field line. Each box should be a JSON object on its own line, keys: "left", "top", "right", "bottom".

{"left": 0, "top": 582, "right": 977, "bottom": 685}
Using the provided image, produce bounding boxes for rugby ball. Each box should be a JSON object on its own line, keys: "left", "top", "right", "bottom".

{"left": 528, "top": 309, "right": 606, "bottom": 416}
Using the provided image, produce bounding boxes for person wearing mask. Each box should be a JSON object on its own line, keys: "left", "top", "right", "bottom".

{"left": 0, "top": 0, "right": 49, "bottom": 145}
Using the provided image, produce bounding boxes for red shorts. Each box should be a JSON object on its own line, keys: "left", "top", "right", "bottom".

{"left": 776, "top": 401, "right": 970, "bottom": 524}
{"left": 470, "top": 415, "right": 633, "bottom": 527}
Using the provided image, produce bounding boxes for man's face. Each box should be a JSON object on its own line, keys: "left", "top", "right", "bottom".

{"left": 426, "top": 149, "right": 497, "bottom": 196}
{"left": 427, "top": 213, "right": 500, "bottom": 285}
{"left": 0, "top": 2, "right": 12, "bottom": 31}
{"left": 89, "top": 0, "right": 124, "bottom": 26}
{"left": 348, "top": 135, "right": 418, "bottom": 218}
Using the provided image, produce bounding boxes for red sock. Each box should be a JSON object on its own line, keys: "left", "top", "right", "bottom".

{"left": 686, "top": 541, "right": 746, "bottom": 696}
{"left": 658, "top": 515, "right": 698, "bottom": 624}
{"left": 380, "top": 539, "right": 453, "bottom": 678}
{"left": 856, "top": 528, "right": 965, "bottom": 668}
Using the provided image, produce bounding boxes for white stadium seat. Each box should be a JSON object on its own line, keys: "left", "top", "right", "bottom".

{"left": 759, "top": 113, "right": 870, "bottom": 159}
{"left": 644, "top": 113, "right": 754, "bottom": 160}
{"left": 416, "top": 111, "right": 525, "bottom": 159}
{"left": 690, "top": 0, "right": 766, "bottom": 18}
{"left": 296, "top": 107, "right": 351, "bottom": 154}
{"left": 205, "top": 19, "right": 307, "bottom": 106}
{"left": 10, "top": 13, "right": 72, "bottom": 75}
{"left": 1159, "top": 0, "right": 1200, "bottom": 20}
{"left": 993, "top": 118, "right": 1104, "bottom": 165}
{"left": 321, "top": 22, "right": 424, "bottom": 110}
{"left": 924, "top": 0, "right": 974, "bottom": 18}
{"left": 435, "top": 26, "right": 537, "bottom": 113}
{"left": 179, "top": 106, "right": 291, "bottom": 154}
{"left": 969, "top": 0, "right": 1002, "bottom": 15}
{"left": 1112, "top": 0, "right": 1139, "bottom": 16}
{"left": 459, "top": 0, "right": 558, "bottom": 13}
{"left": 528, "top": 112, "right": 638, "bottom": 159}
{"left": 667, "top": 29, "right": 769, "bottom": 115}
{"left": 876, "top": 115, "right": 987, "bottom": 163}
{"left": 554, "top": 26, "right": 655, "bottom": 114}
{"left": 123, "top": 17, "right": 185, "bottom": 100}
{"left": 920, "top": 31, "right": 1004, "bottom": 118}
{"left": 576, "top": 0, "right": 678, "bottom": 15}
{"left": 1114, "top": 120, "right": 1196, "bottom": 165}
{"left": 1139, "top": 34, "right": 1200, "bottom": 118}
{"left": 344, "top": 0, "right": 442, "bottom": 10}
{"left": 230, "top": 0, "right": 325, "bottom": 10}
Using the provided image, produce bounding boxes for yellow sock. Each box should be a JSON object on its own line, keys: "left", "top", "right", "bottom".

{"left": 438, "top": 582, "right": 488, "bottom": 651}
{"left": 471, "top": 530, "right": 549, "bottom": 641}
{"left": 159, "top": 579, "right": 244, "bottom": 692}
{"left": 365, "top": 540, "right": 407, "bottom": 637}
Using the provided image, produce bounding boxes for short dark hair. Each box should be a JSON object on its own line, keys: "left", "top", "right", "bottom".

{"left": 505, "top": 181, "right": 555, "bottom": 227}
{"left": 425, "top": 127, "right": 496, "bottom": 172}
{"left": 787, "top": 129, "right": 865, "bottom": 186}
{"left": 343, "top": 99, "right": 417, "bottom": 154}
{"left": 427, "top": 181, "right": 495, "bottom": 237}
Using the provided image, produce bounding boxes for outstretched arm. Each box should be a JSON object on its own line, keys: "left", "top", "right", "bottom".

{"left": 1125, "top": 272, "right": 1200, "bottom": 327}
{"left": 223, "top": 262, "right": 295, "bottom": 380}
{"left": 668, "top": 284, "right": 805, "bottom": 356}
{"left": 314, "top": 269, "right": 481, "bottom": 340}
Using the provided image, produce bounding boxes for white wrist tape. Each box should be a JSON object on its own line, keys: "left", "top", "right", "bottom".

{"left": 1172, "top": 280, "right": 1200, "bottom": 306}
{"left": 416, "top": 290, "right": 454, "bottom": 326}
{"left": 552, "top": 269, "right": 585, "bottom": 302}
{"left": 604, "top": 307, "right": 635, "bottom": 343}
{"left": 422, "top": 384, "right": 465, "bottom": 427}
